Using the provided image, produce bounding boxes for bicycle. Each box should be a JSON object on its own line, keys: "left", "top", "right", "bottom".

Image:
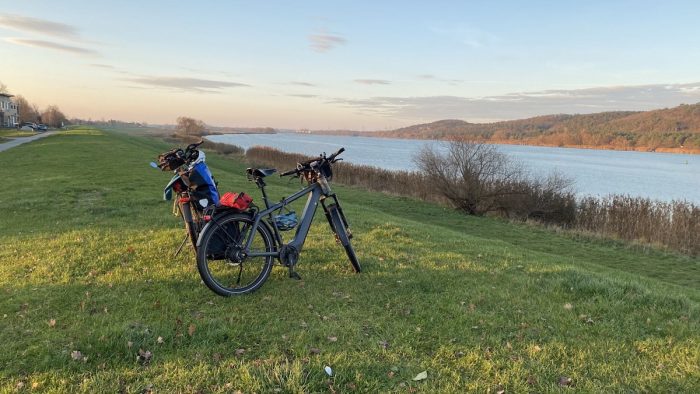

{"left": 151, "top": 140, "right": 219, "bottom": 255}
{"left": 195, "top": 147, "right": 361, "bottom": 296}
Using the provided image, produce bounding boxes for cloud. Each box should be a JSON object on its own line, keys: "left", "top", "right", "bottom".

{"left": 90, "top": 63, "right": 115, "bottom": 69}
{"left": 431, "top": 25, "right": 498, "bottom": 49}
{"left": 416, "top": 74, "right": 463, "bottom": 85}
{"left": 328, "top": 82, "right": 700, "bottom": 122}
{"left": 0, "top": 13, "right": 80, "bottom": 39}
{"left": 290, "top": 81, "right": 316, "bottom": 87}
{"left": 309, "top": 31, "right": 346, "bottom": 53}
{"left": 287, "top": 94, "right": 318, "bottom": 98}
{"left": 354, "top": 79, "right": 391, "bottom": 85}
{"left": 5, "top": 37, "right": 98, "bottom": 55}
{"left": 125, "top": 76, "right": 250, "bottom": 93}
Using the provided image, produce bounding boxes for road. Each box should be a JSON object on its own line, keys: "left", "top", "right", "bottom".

{"left": 0, "top": 130, "right": 58, "bottom": 152}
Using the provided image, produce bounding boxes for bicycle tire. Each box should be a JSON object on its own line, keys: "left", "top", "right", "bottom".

{"left": 196, "top": 213, "right": 275, "bottom": 296}
{"left": 328, "top": 205, "right": 361, "bottom": 273}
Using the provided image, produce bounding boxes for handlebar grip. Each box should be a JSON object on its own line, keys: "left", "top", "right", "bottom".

{"left": 328, "top": 147, "right": 345, "bottom": 161}
{"left": 280, "top": 169, "right": 298, "bottom": 177}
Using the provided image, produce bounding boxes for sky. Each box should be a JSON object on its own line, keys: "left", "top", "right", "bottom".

{"left": 2, "top": 0, "right": 700, "bottom": 129}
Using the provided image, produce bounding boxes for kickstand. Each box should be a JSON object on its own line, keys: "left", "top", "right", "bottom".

{"left": 288, "top": 265, "right": 302, "bottom": 280}
{"left": 173, "top": 234, "right": 189, "bottom": 257}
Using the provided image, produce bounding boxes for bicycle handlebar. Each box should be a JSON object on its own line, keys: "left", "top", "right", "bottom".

{"left": 327, "top": 147, "right": 345, "bottom": 162}
{"left": 279, "top": 147, "right": 345, "bottom": 177}
{"left": 280, "top": 168, "right": 298, "bottom": 177}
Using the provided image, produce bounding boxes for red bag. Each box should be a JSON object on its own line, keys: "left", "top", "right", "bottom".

{"left": 219, "top": 192, "right": 253, "bottom": 210}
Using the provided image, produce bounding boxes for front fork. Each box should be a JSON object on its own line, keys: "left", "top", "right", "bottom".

{"left": 321, "top": 194, "right": 352, "bottom": 242}
{"left": 174, "top": 193, "right": 201, "bottom": 253}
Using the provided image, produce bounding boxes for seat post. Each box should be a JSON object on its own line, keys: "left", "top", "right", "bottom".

{"left": 256, "top": 177, "right": 272, "bottom": 209}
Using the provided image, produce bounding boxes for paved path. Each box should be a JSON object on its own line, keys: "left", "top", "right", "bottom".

{"left": 0, "top": 130, "right": 58, "bottom": 152}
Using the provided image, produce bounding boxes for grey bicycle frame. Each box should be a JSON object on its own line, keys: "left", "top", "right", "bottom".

{"left": 244, "top": 180, "right": 326, "bottom": 258}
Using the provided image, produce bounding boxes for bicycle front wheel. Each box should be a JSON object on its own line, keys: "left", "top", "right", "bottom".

{"left": 328, "top": 204, "right": 361, "bottom": 273}
{"left": 196, "top": 213, "right": 275, "bottom": 296}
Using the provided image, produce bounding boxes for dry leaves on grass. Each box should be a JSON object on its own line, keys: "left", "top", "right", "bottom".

{"left": 188, "top": 323, "right": 196, "bottom": 336}
{"left": 412, "top": 371, "right": 428, "bottom": 381}
{"left": 137, "top": 349, "right": 153, "bottom": 365}
{"left": 235, "top": 348, "right": 246, "bottom": 356}
{"left": 558, "top": 376, "right": 573, "bottom": 387}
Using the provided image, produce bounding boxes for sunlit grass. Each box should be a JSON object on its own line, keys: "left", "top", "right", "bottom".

{"left": 0, "top": 129, "right": 36, "bottom": 138}
{"left": 0, "top": 129, "right": 698, "bottom": 392}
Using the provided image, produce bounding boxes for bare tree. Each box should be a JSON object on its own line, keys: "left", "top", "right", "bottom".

{"left": 416, "top": 139, "right": 525, "bottom": 215}
{"left": 415, "top": 139, "right": 575, "bottom": 223}
{"left": 41, "top": 105, "right": 67, "bottom": 127}
{"left": 175, "top": 116, "right": 206, "bottom": 136}
{"left": 0, "top": 81, "right": 8, "bottom": 94}
{"left": 12, "top": 95, "right": 40, "bottom": 123}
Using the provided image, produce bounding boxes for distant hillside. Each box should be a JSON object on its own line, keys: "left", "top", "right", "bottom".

{"left": 364, "top": 103, "right": 700, "bottom": 152}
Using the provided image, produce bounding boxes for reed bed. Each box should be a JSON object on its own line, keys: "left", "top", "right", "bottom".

{"left": 241, "top": 145, "right": 698, "bottom": 255}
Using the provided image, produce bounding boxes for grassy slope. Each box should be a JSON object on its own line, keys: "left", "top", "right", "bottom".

{"left": 0, "top": 128, "right": 698, "bottom": 392}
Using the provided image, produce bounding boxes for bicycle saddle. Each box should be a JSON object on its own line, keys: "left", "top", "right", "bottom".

{"left": 246, "top": 168, "right": 277, "bottom": 178}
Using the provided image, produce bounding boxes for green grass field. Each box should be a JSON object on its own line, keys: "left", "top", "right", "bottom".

{"left": 0, "top": 129, "right": 37, "bottom": 139}
{"left": 1, "top": 128, "right": 698, "bottom": 392}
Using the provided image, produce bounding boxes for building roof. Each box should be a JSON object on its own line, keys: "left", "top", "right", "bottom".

{"left": 0, "top": 93, "right": 14, "bottom": 98}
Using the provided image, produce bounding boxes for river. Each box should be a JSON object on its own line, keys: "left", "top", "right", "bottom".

{"left": 206, "top": 133, "right": 700, "bottom": 203}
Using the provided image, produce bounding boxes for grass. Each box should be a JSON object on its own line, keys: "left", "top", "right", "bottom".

{"left": 0, "top": 129, "right": 37, "bottom": 139}
{"left": 1, "top": 127, "right": 698, "bottom": 392}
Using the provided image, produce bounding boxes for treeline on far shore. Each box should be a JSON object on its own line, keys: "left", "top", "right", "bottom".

{"left": 190, "top": 136, "right": 698, "bottom": 256}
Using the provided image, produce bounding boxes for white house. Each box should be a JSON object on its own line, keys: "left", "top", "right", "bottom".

{"left": 0, "top": 93, "right": 19, "bottom": 128}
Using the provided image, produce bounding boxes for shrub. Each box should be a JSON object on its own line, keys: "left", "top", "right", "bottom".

{"left": 576, "top": 196, "right": 699, "bottom": 255}
{"left": 415, "top": 139, "right": 576, "bottom": 224}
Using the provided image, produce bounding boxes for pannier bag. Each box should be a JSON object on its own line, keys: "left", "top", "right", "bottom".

{"left": 188, "top": 162, "right": 220, "bottom": 205}
{"left": 219, "top": 192, "right": 253, "bottom": 211}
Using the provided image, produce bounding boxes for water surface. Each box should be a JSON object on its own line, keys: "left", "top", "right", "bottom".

{"left": 207, "top": 133, "right": 700, "bottom": 203}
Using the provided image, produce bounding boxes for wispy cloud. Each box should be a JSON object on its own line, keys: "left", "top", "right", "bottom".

{"left": 329, "top": 82, "right": 700, "bottom": 122}
{"left": 430, "top": 25, "right": 498, "bottom": 49}
{"left": 0, "top": 13, "right": 80, "bottom": 39}
{"left": 416, "top": 74, "right": 463, "bottom": 85}
{"left": 309, "top": 31, "right": 346, "bottom": 53}
{"left": 89, "top": 63, "right": 115, "bottom": 69}
{"left": 287, "top": 94, "right": 318, "bottom": 98}
{"left": 125, "top": 76, "right": 250, "bottom": 93}
{"left": 290, "top": 81, "right": 316, "bottom": 87}
{"left": 354, "top": 79, "right": 391, "bottom": 85}
{"left": 5, "top": 37, "right": 98, "bottom": 55}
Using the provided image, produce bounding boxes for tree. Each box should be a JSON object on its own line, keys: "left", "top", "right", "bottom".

{"left": 0, "top": 81, "right": 8, "bottom": 94}
{"left": 12, "top": 95, "right": 40, "bottom": 124}
{"left": 415, "top": 139, "right": 525, "bottom": 215}
{"left": 415, "top": 138, "right": 575, "bottom": 223}
{"left": 175, "top": 116, "right": 206, "bottom": 136}
{"left": 41, "top": 105, "right": 67, "bottom": 127}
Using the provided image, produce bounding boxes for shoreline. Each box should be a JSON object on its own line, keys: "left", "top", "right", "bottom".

{"left": 301, "top": 131, "right": 700, "bottom": 155}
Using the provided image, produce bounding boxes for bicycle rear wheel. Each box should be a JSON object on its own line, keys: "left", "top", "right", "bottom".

{"left": 196, "top": 213, "right": 275, "bottom": 296}
{"left": 327, "top": 204, "right": 361, "bottom": 273}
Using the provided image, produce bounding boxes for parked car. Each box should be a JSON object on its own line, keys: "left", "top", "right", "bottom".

{"left": 20, "top": 122, "right": 37, "bottom": 131}
{"left": 37, "top": 124, "right": 48, "bottom": 132}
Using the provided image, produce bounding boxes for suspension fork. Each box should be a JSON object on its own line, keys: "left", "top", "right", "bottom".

{"left": 321, "top": 194, "right": 352, "bottom": 238}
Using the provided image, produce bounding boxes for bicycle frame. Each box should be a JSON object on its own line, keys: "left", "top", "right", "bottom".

{"left": 244, "top": 181, "right": 325, "bottom": 258}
